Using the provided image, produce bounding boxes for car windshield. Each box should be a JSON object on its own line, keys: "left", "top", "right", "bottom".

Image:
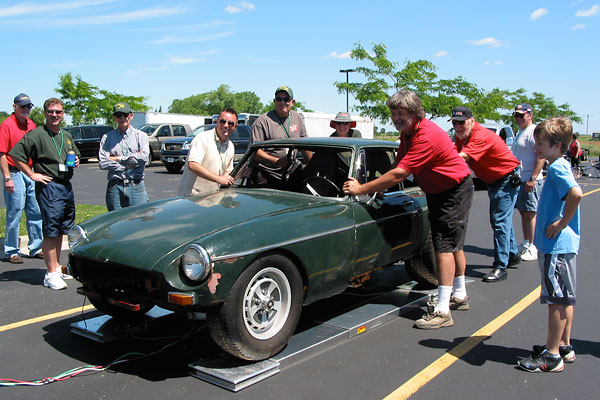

{"left": 138, "top": 124, "right": 159, "bottom": 134}
{"left": 232, "top": 144, "right": 356, "bottom": 198}
{"left": 188, "top": 124, "right": 216, "bottom": 137}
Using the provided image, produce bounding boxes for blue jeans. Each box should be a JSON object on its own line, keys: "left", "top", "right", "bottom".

{"left": 3, "top": 170, "right": 43, "bottom": 256}
{"left": 105, "top": 180, "right": 149, "bottom": 211}
{"left": 487, "top": 175, "right": 518, "bottom": 270}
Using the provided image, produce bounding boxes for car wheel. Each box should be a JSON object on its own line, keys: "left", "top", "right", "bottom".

{"left": 146, "top": 152, "right": 153, "bottom": 167}
{"left": 87, "top": 294, "right": 153, "bottom": 320}
{"left": 404, "top": 231, "right": 438, "bottom": 287}
{"left": 165, "top": 163, "right": 182, "bottom": 173}
{"left": 207, "top": 254, "right": 303, "bottom": 360}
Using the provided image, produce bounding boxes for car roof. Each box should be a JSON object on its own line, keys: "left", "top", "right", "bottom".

{"left": 252, "top": 137, "right": 397, "bottom": 151}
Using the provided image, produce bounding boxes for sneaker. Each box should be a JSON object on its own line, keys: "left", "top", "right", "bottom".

{"left": 518, "top": 349, "right": 564, "bottom": 372}
{"left": 43, "top": 272, "right": 67, "bottom": 290}
{"left": 532, "top": 345, "right": 576, "bottom": 363}
{"left": 517, "top": 241, "right": 529, "bottom": 256}
{"left": 521, "top": 244, "right": 538, "bottom": 261}
{"left": 414, "top": 311, "right": 453, "bottom": 329}
{"left": 427, "top": 296, "right": 470, "bottom": 313}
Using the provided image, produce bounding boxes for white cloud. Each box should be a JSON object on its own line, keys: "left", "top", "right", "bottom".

{"left": 148, "top": 31, "right": 235, "bottom": 44}
{"left": 467, "top": 37, "right": 507, "bottom": 48}
{"left": 225, "top": 1, "right": 255, "bottom": 14}
{"left": 482, "top": 61, "right": 502, "bottom": 66}
{"left": 44, "top": 7, "right": 187, "bottom": 26}
{"left": 167, "top": 55, "right": 198, "bottom": 65}
{"left": 575, "top": 5, "right": 599, "bottom": 17}
{"left": 530, "top": 8, "right": 548, "bottom": 20}
{"left": 325, "top": 51, "right": 351, "bottom": 59}
{"left": 572, "top": 23, "right": 586, "bottom": 29}
{"left": 434, "top": 51, "right": 448, "bottom": 57}
{"left": 0, "top": 0, "right": 115, "bottom": 17}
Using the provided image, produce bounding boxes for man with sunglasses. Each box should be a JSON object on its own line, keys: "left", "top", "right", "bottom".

{"left": 512, "top": 103, "right": 544, "bottom": 262}
{"left": 250, "top": 86, "right": 311, "bottom": 183}
{"left": 99, "top": 102, "right": 149, "bottom": 211}
{"left": 178, "top": 108, "right": 237, "bottom": 196}
{"left": 9, "top": 98, "right": 80, "bottom": 290}
{"left": 451, "top": 106, "right": 521, "bottom": 283}
{"left": 0, "top": 94, "right": 44, "bottom": 264}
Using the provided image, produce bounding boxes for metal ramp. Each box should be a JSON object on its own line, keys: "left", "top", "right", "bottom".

{"left": 189, "top": 283, "right": 431, "bottom": 391}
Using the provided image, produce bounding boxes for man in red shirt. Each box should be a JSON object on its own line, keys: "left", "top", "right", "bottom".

{"left": 0, "top": 94, "right": 43, "bottom": 264}
{"left": 344, "top": 90, "right": 473, "bottom": 330}
{"left": 452, "top": 106, "right": 521, "bottom": 282}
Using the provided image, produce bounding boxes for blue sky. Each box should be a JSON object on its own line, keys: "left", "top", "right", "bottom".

{"left": 1, "top": 0, "right": 599, "bottom": 134}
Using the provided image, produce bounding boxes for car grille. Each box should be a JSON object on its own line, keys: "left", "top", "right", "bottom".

{"left": 164, "top": 143, "right": 183, "bottom": 152}
{"left": 69, "top": 255, "right": 162, "bottom": 300}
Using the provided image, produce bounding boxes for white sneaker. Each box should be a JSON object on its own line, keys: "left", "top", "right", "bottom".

{"left": 43, "top": 272, "right": 67, "bottom": 290}
{"left": 521, "top": 244, "right": 538, "bottom": 261}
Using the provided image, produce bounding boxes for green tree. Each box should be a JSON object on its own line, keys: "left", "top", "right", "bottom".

{"left": 29, "top": 107, "right": 46, "bottom": 127}
{"left": 0, "top": 111, "right": 9, "bottom": 124}
{"left": 55, "top": 72, "right": 149, "bottom": 125}
{"left": 170, "top": 84, "right": 266, "bottom": 115}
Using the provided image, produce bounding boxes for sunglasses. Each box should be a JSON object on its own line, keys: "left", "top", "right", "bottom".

{"left": 19, "top": 104, "right": 33, "bottom": 109}
{"left": 114, "top": 112, "right": 130, "bottom": 118}
{"left": 218, "top": 119, "right": 236, "bottom": 127}
{"left": 45, "top": 109, "right": 64, "bottom": 115}
{"left": 514, "top": 113, "right": 527, "bottom": 119}
{"left": 335, "top": 122, "right": 350, "bottom": 125}
{"left": 275, "top": 96, "right": 292, "bottom": 103}
{"left": 451, "top": 120, "right": 466, "bottom": 125}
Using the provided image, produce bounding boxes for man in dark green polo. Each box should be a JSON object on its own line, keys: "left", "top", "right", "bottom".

{"left": 9, "top": 98, "right": 80, "bottom": 290}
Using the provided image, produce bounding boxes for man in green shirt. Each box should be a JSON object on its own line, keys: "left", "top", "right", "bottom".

{"left": 9, "top": 98, "right": 80, "bottom": 290}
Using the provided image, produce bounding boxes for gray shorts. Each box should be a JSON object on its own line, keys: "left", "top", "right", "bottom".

{"left": 515, "top": 179, "right": 543, "bottom": 212}
{"left": 538, "top": 253, "right": 576, "bottom": 306}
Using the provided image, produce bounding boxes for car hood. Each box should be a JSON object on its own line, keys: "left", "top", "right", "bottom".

{"left": 164, "top": 137, "right": 193, "bottom": 145}
{"left": 73, "top": 189, "right": 344, "bottom": 270}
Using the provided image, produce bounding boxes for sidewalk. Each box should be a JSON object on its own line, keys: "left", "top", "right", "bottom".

{"left": 1, "top": 235, "right": 68, "bottom": 259}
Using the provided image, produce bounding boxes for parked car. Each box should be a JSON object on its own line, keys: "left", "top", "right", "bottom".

{"left": 64, "top": 125, "right": 113, "bottom": 162}
{"left": 160, "top": 124, "right": 251, "bottom": 173}
{"left": 136, "top": 123, "right": 191, "bottom": 164}
{"left": 68, "top": 137, "right": 436, "bottom": 361}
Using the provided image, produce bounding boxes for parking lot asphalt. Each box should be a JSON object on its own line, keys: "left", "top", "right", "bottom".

{"left": 1, "top": 161, "right": 600, "bottom": 400}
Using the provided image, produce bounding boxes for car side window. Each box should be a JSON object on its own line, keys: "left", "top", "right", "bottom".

{"left": 69, "top": 127, "right": 82, "bottom": 140}
{"left": 358, "top": 149, "right": 400, "bottom": 192}
{"left": 172, "top": 125, "right": 186, "bottom": 136}
{"left": 157, "top": 125, "right": 171, "bottom": 137}
{"left": 236, "top": 126, "right": 250, "bottom": 139}
{"left": 82, "top": 127, "right": 97, "bottom": 139}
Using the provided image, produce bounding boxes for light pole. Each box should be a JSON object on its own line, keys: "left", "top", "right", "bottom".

{"left": 339, "top": 69, "right": 356, "bottom": 112}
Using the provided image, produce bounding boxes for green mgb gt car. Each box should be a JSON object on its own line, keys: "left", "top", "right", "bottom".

{"left": 68, "top": 137, "right": 437, "bottom": 361}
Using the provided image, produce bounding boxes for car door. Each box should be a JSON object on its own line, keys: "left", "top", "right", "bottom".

{"left": 350, "top": 148, "right": 421, "bottom": 278}
{"left": 151, "top": 125, "right": 171, "bottom": 157}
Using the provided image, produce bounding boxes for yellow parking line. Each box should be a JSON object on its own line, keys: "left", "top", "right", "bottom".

{"left": 384, "top": 186, "right": 599, "bottom": 399}
{"left": 384, "top": 286, "right": 540, "bottom": 400}
{"left": 0, "top": 305, "right": 95, "bottom": 333}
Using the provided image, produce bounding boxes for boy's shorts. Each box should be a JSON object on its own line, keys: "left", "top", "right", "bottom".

{"left": 35, "top": 180, "right": 75, "bottom": 238}
{"left": 538, "top": 252, "right": 576, "bottom": 306}
{"left": 515, "top": 179, "right": 542, "bottom": 212}
{"left": 426, "top": 176, "right": 473, "bottom": 253}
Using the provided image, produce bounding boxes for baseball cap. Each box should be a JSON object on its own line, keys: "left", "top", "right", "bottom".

{"left": 14, "top": 93, "right": 33, "bottom": 107}
{"left": 514, "top": 103, "right": 533, "bottom": 114}
{"left": 275, "top": 86, "right": 294, "bottom": 99}
{"left": 448, "top": 106, "right": 473, "bottom": 121}
{"left": 113, "top": 102, "right": 132, "bottom": 114}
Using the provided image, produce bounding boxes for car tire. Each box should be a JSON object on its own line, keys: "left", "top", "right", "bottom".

{"left": 165, "top": 163, "right": 182, "bottom": 174}
{"left": 404, "top": 231, "right": 438, "bottom": 287}
{"left": 207, "top": 254, "right": 303, "bottom": 361}
{"left": 146, "top": 152, "right": 153, "bottom": 167}
{"left": 87, "top": 294, "right": 153, "bottom": 320}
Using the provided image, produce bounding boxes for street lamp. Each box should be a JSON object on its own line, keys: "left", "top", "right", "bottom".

{"left": 339, "top": 69, "right": 356, "bottom": 112}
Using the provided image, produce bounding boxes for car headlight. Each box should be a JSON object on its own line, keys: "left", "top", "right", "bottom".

{"left": 182, "top": 142, "right": 191, "bottom": 150}
{"left": 181, "top": 244, "right": 211, "bottom": 282}
{"left": 68, "top": 225, "right": 88, "bottom": 251}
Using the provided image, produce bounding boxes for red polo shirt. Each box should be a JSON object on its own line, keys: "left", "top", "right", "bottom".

{"left": 397, "top": 118, "right": 471, "bottom": 194}
{"left": 0, "top": 113, "right": 36, "bottom": 167}
{"left": 455, "top": 122, "right": 520, "bottom": 184}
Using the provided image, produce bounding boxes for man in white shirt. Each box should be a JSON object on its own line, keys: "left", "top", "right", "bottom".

{"left": 512, "top": 103, "right": 545, "bottom": 261}
{"left": 178, "top": 109, "right": 236, "bottom": 196}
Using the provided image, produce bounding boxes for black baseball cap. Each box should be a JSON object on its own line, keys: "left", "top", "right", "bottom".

{"left": 448, "top": 106, "right": 473, "bottom": 121}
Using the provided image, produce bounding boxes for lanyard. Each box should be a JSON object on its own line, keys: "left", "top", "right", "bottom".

{"left": 215, "top": 133, "right": 227, "bottom": 175}
{"left": 277, "top": 115, "right": 290, "bottom": 138}
{"left": 50, "top": 128, "right": 65, "bottom": 161}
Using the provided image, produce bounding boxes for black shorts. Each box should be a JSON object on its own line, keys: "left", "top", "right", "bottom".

{"left": 35, "top": 180, "right": 75, "bottom": 238}
{"left": 426, "top": 176, "right": 473, "bottom": 253}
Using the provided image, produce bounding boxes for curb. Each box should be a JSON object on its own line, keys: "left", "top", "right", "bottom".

{"left": 1, "top": 235, "right": 68, "bottom": 258}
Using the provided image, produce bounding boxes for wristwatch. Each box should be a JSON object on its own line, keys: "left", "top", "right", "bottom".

{"left": 4, "top": 177, "right": 12, "bottom": 183}
{"left": 528, "top": 177, "right": 536, "bottom": 182}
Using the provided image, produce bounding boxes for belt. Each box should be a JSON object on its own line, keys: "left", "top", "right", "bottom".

{"left": 492, "top": 167, "right": 519, "bottom": 186}
{"left": 8, "top": 166, "right": 20, "bottom": 172}
{"left": 111, "top": 178, "right": 142, "bottom": 185}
